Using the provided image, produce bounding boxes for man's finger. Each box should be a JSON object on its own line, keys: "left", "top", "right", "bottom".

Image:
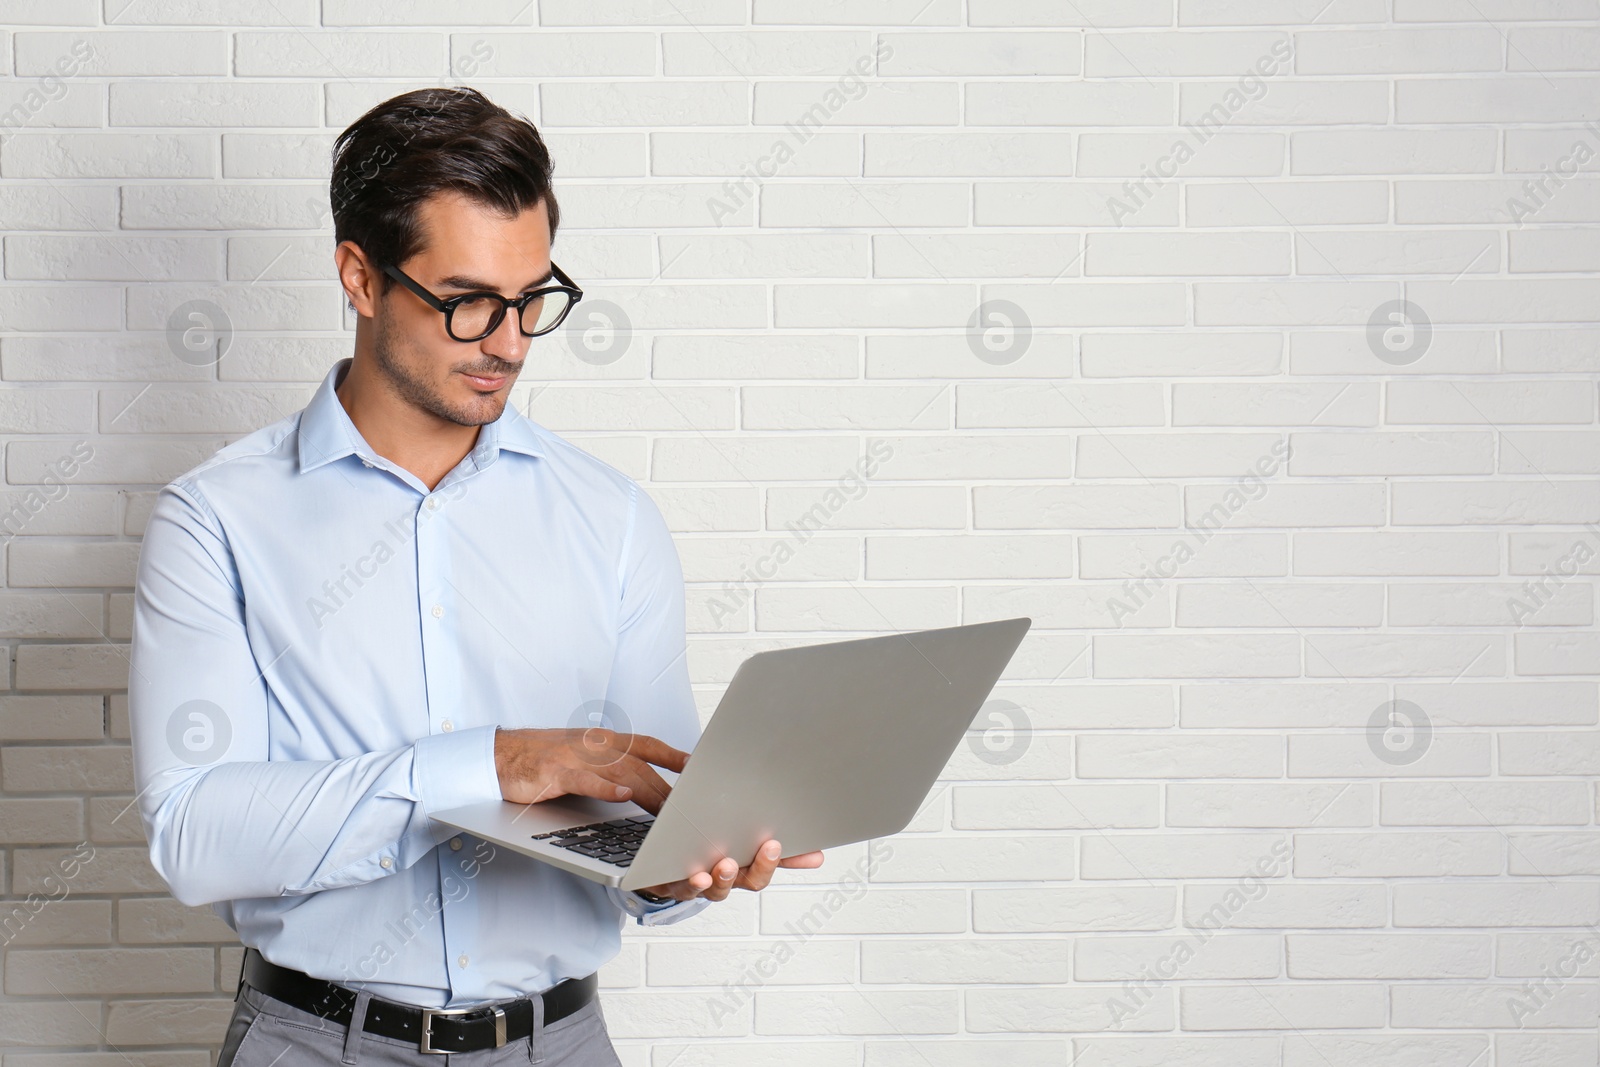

{"left": 705, "top": 857, "right": 738, "bottom": 901}
{"left": 554, "top": 765, "right": 637, "bottom": 804}
{"left": 552, "top": 759, "right": 667, "bottom": 811}
{"left": 608, "top": 751, "right": 676, "bottom": 812}
{"left": 735, "top": 839, "right": 782, "bottom": 892}
{"left": 569, "top": 729, "right": 689, "bottom": 777}
{"left": 604, "top": 731, "right": 691, "bottom": 774}
{"left": 777, "top": 849, "right": 825, "bottom": 869}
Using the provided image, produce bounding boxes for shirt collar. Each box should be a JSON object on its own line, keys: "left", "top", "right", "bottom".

{"left": 297, "top": 357, "right": 546, "bottom": 475}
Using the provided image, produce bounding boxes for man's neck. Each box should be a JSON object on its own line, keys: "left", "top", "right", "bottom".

{"left": 334, "top": 356, "right": 480, "bottom": 492}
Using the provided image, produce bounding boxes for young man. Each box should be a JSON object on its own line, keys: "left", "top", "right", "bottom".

{"left": 129, "top": 86, "right": 822, "bottom": 1066}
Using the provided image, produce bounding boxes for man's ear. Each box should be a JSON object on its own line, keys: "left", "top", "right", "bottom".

{"left": 335, "top": 240, "right": 380, "bottom": 318}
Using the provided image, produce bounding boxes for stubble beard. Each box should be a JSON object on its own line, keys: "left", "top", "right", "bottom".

{"left": 372, "top": 303, "right": 510, "bottom": 428}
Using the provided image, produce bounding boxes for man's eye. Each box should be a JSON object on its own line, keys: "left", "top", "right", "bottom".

{"left": 457, "top": 294, "right": 492, "bottom": 307}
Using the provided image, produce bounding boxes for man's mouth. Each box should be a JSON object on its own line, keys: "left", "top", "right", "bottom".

{"left": 461, "top": 369, "right": 513, "bottom": 391}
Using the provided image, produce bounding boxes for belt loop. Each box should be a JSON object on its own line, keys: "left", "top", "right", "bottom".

{"left": 525, "top": 988, "right": 546, "bottom": 1064}
{"left": 235, "top": 947, "right": 250, "bottom": 1003}
{"left": 341, "top": 989, "right": 372, "bottom": 1065}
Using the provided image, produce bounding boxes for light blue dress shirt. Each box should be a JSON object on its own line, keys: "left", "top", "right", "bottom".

{"left": 130, "top": 356, "right": 710, "bottom": 1008}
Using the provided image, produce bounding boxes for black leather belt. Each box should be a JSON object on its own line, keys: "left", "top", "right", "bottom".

{"left": 240, "top": 946, "right": 597, "bottom": 1055}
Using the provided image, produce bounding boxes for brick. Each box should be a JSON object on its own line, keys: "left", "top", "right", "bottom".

{"left": 5, "top": 947, "right": 214, "bottom": 994}
{"left": 1093, "top": 634, "right": 1300, "bottom": 678}
{"left": 969, "top": 985, "right": 1172, "bottom": 1032}
{"left": 1287, "top": 933, "right": 1491, "bottom": 978}
{"left": 864, "top": 534, "right": 1073, "bottom": 579}
{"left": 1172, "top": 382, "right": 1376, "bottom": 425}
{"left": 1382, "top": 781, "right": 1592, "bottom": 826}
{"left": 1166, "top": 782, "right": 1374, "bottom": 827}
{"left": 1182, "top": 983, "right": 1385, "bottom": 1029}
{"left": 1399, "top": 77, "right": 1600, "bottom": 124}
{"left": 1077, "top": 735, "right": 1284, "bottom": 778}
{"left": 1077, "top": 433, "right": 1286, "bottom": 478}
{"left": 1388, "top": 379, "right": 1595, "bottom": 424}
{"left": 1294, "top": 28, "right": 1503, "bottom": 73}
{"left": 756, "top": 989, "right": 957, "bottom": 1035}
{"left": 973, "top": 0, "right": 1173, "bottom": 26}
{"left": 1075, "top": 934, "right": 1279, "bottom": 980}
{"left": 111, "top": 0, "right": 319, "bottom": 22}
{"left": 1081, "top": 833, "right": 1289, "bottom": 880}
{"left": 975, "top": 886, "right": 1175, "bottom": 932}
{"left": 978, "top": 181, "right": 1179, "bottom": 227}
{"left": 870, "top": 435, "right": 1068, "bottom": 483}
{"left": 975, "top": 485, "right": 1176, "bottom": 528}
{"left": 1291, "top": 330, "right": 1498, "bottom": 376}
{"left": 863, "top": 939, "right": 1068, "bottom": 983}
{"left": 1176, "top": 582, "right": 1383, "bottom": 627}
{"left": 1304, "top": 633, "right": 1505, "bottom": 676}
{"left": 6, "top": 234, "right": 224, "bottom": 281}
{"left": 953, "top": 784, "right": 1159, "bottom": 830}
{"left": 541, "top": 82, "right": 748, "bottom": 127}
{"left": 1184, "top": 882, "right": 1387, "bottom": 928}
{"left": 1, "top": 133, "right": 214, "bottom": 178}
{"left": 967, "top": 83, "right": 1173, "bottom": 126}
{"left": 1287, "top": 432, "right": 1494, "bottom": 476}
{"left": 761, "top": 889, "right": 966, "bottom": 935}
{"left": 755, "top": 82, "right": 959, "bottom": 126}
{"left": 108, "top": 81, "right": 319, "bottom": 127}
{"left": 1082, "top": 332, "right": 1282, "bottom": 377}
{"left": 16, "top": 31, "right": 225, "bottom": 76}
{"left": 1181, "top": 80, "right": 1388, "bottom": 125}
{"left": 1188, "top": 180, "right": 1388, "bottom": 226}
{"left": 0, "top": 697, "right": 103, "bottom": 739}
{"left": 1293, "top": 831, "right": 1503, "bottom": 877}
{"left": 1075, "top": 135, "right": 1286, "bottom": 179}
{"left": 866, "top": 334, "right": 1073, "bottom": 379}
{"left": 1288, "top": 732, "right": 1490, "bottom": 777}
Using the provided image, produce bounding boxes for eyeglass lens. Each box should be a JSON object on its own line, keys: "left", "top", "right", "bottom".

{"left": 449, "top": 290, "right": 574, "bottom": 340}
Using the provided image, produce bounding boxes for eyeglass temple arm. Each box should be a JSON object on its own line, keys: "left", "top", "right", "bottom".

{"left": 387, "top": 261, "right": 579, "bottom": 302}
{"left": 550, "top": 261, "right": 582, "bottom": 298}
{"left": 381, "top": 264, "right": 447, "bottom": 310}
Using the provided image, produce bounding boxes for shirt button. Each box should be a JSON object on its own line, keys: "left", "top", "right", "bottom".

{"left": 379, "top": 856, "right": 392, "bottom": 869}
{"left": 426, "top": 497, "right": 440, "bottom": 511}
{"left": 361, "top": 459, "right": 373, "bottom": 468}
{"left": 450, "top": 837, "right": 462, "bottom": 851}
{"left": 458, "top": 954, "right": 469, "bottom": 968}
{"left": 441, "top": 719, "right": 453, "bottom": 732}
{"left": 431, "top": 604, "right": 444, "bottom": 619}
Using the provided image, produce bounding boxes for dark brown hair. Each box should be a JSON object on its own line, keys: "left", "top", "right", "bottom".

{"left": 330, "top": 86, "right": 559, "bottom": 294}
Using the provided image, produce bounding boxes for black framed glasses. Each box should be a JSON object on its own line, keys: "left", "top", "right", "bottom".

{"left": 381, "top": 261, "right": 583, "bottom": 342}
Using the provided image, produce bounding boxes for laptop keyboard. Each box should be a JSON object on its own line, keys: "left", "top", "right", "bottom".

{"left": 531, "top": 815, "right": 654, "bottom": 867}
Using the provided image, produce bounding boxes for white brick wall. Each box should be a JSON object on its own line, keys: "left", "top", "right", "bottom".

{"left": 0, "top": 3, "right": 1597, "bottom": 1065}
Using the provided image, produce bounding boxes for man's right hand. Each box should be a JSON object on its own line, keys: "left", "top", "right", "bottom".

{"left": 493, "top": 727, "right": 690, "bottom": 814}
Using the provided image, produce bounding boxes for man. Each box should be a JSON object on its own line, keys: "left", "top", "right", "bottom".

{"left": 129, "top": 86, "right": 822, "bottom": 1066}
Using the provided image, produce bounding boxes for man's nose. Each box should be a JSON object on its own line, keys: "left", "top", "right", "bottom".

{"left": 481, "top": 307, "right": 529, "bottom": 362}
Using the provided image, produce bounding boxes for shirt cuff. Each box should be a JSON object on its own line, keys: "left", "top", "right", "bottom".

{"left": 413, "top": 724, "right": 502, "bottom": 831}
{"left": 607, "top": 886, "right": 713, "bottom": 926}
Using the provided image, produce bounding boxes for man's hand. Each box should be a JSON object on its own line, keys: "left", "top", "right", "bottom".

{"left": 636, "top": 839, "right": 826, "bottom": 904}
{"left": 494, "top": 726, "right": 688, "bottom": 812}
{"left": 494, "top": 725, "right": 825, "bottom": 903}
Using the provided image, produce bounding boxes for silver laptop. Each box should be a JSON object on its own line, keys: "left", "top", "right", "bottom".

{"left": 430, "top": 617, "right": 1031, "bottom": 893}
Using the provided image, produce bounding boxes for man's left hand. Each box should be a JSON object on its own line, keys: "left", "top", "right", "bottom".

{"left": 637, "top": 839, "right": 824, "bottom": 903}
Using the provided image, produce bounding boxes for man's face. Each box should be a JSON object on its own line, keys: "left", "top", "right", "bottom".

{"left": 371, "top": 189, "right": 553, "bottom": 427}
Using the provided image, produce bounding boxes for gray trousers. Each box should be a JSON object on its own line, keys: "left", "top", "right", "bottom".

{"left": 217, "top": 978, "right": 625, "bottom": 1066}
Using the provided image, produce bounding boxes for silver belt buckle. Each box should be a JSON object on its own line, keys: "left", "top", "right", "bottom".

{"left": 418, "top": 1005, "right": 507, "bottom": 1054}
